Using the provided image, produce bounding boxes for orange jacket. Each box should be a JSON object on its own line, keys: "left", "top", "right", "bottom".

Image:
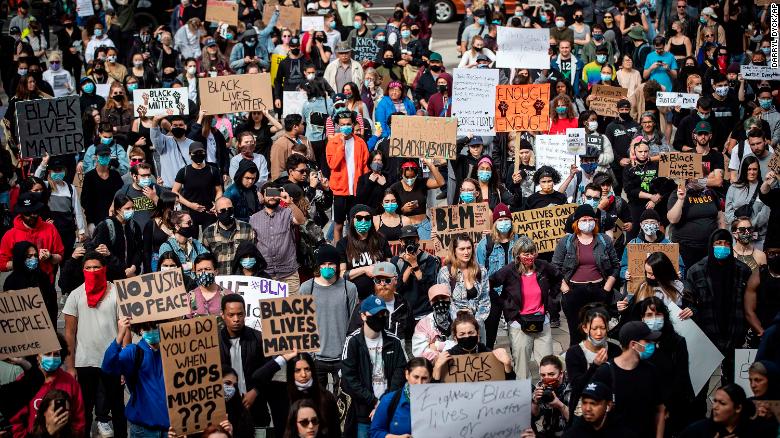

{"left": 326, "top": 134, "right": 369, "bottom": 196}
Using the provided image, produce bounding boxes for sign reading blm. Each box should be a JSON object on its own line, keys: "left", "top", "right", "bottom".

{"left": 0, "top": 288, "right": 61, "bottom": 360}
{"left": 115, "top": 270, "right": 190, "bottom": 323}
{"left": 16, "top": 95, "right": 83, "bottom": 158}
{"left": 260, "top": 296, "right": 320, "bottom": 356}
{"left": 430, "top": 202, "right": 492, "bottom": 256}
{"left": 160, "top": 316, "right": 226, "bottom": 435}
{"left": 388, "top": 115, "right": 457, "bottom": 160}
{"left": 199, "top": 73, "right": 273, "bottom": 115}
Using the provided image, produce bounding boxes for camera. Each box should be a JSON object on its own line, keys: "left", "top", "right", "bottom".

{"left": 540, "top": 387, "right": 555, "bottom": 404}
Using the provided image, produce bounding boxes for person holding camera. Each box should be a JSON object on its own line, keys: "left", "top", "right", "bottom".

{"left": 531, "top": 355, "right": 571, "bottom": 437}
{"left": 392, "top": 225, "right": 441, "bottom": 333}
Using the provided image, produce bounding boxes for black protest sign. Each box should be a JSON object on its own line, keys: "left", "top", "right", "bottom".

{"left": 160, "top": 316, "right": 227, "bottom": 435}
{"left": 353, "top": 37, "right": 382, "bottom": 62}
{"left": 586, "top": 133, "right": 603, "bottom": 152}
{"left": 115, "top": 270, "right": 189, "bottom": 323}
{"left": 0, "top": 288, "right": 61, "bottom": 360}
{"left": 259, "top": 296, "right": 320, "bottom": 356}
{"left": 16, "top": 95, "right": 84, "bottom": 158}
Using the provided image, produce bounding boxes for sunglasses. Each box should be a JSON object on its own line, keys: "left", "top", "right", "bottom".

{"left": 218, "top": 208, "right": 234, "bottom": 214}
{"left": 735, "top": 227, "right": 753, "bottom": 233}
{"left": 298, "top": 418, "right": 320, "bottom": 427}
{"left": 373, "top": 277, "right": 394, "bottom": 285}
{"left": 355, "top": 215, "right": 372, "bottom": 222}
{"left": 584, "top": 195, "right": 600, "bottom": 201}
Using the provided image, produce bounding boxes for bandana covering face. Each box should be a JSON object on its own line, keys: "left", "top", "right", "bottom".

{"left": 84, "top": 267, "right": 108, "bottom": 307}
{"left": 432, "top": 300, "right": 452, "bottom": 336}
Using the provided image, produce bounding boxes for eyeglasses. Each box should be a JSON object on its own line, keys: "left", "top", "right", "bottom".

{"left": 355, "top": 215, "right": 372, "bottom": 222}
{"left": 373, "top": 277, "right": 394, "bottom": 285}
{"left": 298, "top": 418, "right": 320, "bottom": 427}
{"left": 293, "top": 167, "right": 309, "bottom": 174}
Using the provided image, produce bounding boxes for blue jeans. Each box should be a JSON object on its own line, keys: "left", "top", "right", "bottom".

{"left": 129, "top": 423, "right": 166, "bottom": 438}
{"left": 357, "top": 422, "right": 371, "bottom": 438}
{"left": 416, "top": 217, "right": 432, "bottom": 240}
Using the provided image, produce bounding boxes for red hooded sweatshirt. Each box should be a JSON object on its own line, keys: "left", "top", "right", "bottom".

{"left": 0, "top": 215, "right": 64, "bottom": 283}
{"left": 10, "top": 368, "right": 86, "bottom": 438}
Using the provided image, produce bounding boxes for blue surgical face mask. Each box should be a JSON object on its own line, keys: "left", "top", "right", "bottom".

{"left": 354, "top": 219, "right": 371, "bottom": 234}
{"left": 101, "top": 136, "right": 113, "bottom": 145}
{"left": 401, "top": 30, "right": 411, "bottom": 39}
{"left": 593, "top": 33, "right": 604, "bottom": 41}
{"left": 584, "top": 198, "right": 600, "bottom": 210}
{"left": 122, "top": 209, "right": 135, "bottom": 221}
{"left": 329, "top": 21, "right": 337, "bottom": 29}
{"left": 580, "top": 162, "right": 598, "bottom": 174}
{"left": 339, "top": 125, "right": 353, "bottom": 136}
{"left": 514, "top": 10, "right": 523, "bottom": 17}
{"left": 127, "top": 83, "right": 138, "bottom": 92}
{"left": 556, "top": 106, "right": 567, "bottom": 114}
{"left": 644, "top": 317, "right": 664, "bottom": 331}
{"left": 240, "top": 258, "right": 256, "bottom": 269}
{"left": 320, "top": 266, "right": 336, "bottom": 279}
{"left": 713, "top": 245, "right": 731, "bottom": 259}
{"left": 94, "top": 29, "right": 103, "bottom": 37}
{"left": 25, "top": 257, "right": 39, "bottom": 270}
{"left": 460, "top": 191, "right": 475, "bottom": 203}
{"left": 18, "top": 68, "right": 27, "bottom": 76}
{"left": 600, "top": 73, "right": 612, "bottom": 82}
{"left": 761, "top": 47, "right": 770, "bottom": 56}
{"left": 477, "top": 18, "right": 486, "bottom": 25}
{"left": 138, "top": 177, "right": 154, "bottom": 188}
{"left": 40, "top": 355, "right": 62, "bottom": 372}
{"left": 637, "top": 342, "right": 655, "bottom": 360}
{"left": 353, "top": 22, "right": 362, "bottom": 29}
{"left": 142, "top": 329, "right": 160, "bottom": 345}
{"left": 224, "top": 384, "right": 236, "bottom": 401}
{"left": 83, "top": 82, "right": 95, "bottom": 93}
{"left": 383, "top": 202, "right": 398, "bottom": 213}
{"left": 759, "top": 99, "right": 773, "bottom": 110}
{"left": 376, "top": 35, "right": 386, "bottom": 42}
{"left": 477, "top": 170, "right": 492, "bottom": 182}
{"left": 404, "top": 177, "right": 416, "bottom": 186}
{"left": 50, "top": 172, "right": 66, "bottom": 181}
{"left": 97, "top": 155, "right": 112, "bottom": 166}
{"left": 596, "top": 54, "right": 607, "bottom": 64}
{"left": 496, "top": 219, "right": 512, "bottom": 234}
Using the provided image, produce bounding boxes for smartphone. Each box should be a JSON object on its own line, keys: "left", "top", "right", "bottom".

{"left": 54, "top": 398, "right": 66, "bottom": 412}
{"left": 265, "top": 187, "right": 282, "bottom": 198}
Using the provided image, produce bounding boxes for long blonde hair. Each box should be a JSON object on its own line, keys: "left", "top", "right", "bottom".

{"left": 445, "top": 234, "right": 480, "bottom": 282}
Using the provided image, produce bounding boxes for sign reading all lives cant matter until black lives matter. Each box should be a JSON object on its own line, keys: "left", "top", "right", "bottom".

{"left": 442, "top": 352, "right": 506, "bottom": 383}
{"left": 115, "top": 270, "right": 189, "bottom": 324}
{"left": 430, "top": 202, "right": 492, "bottom": 257}
{"left": 159, "top": 316, "right": 227, "bottom": 435}
{"left": 260, "top": 296, "right": 320, "bottom": 356}
{"left": 215, "top": 275, "right": 288, "bottom": 331}
{"left": 452, "top": 68, "right": 499, "bottom": 136}
{"left": 589, "top": 85, "right": 628, "bottom": 118}
{"left": 198, "top": 73, "right": 274, "bottom": 115}
{"left": 133, "top": 88, "right": 190, "bottom": 117}
{"left": 512, "top": 204, "right": 577, "bottom": 253}
{"left": 0, "top": 288, "right": 61, "bottom": 360}
{"left": 495, "top": 84, "right": 550, "bottom": 132}
{"left": 411, "top": 380, "right": 532, "bottom": 438}
{"left": 388, "top": 115, "right": 458, "bottom": 160}
{"left": 658, "top": 152, "right": 703, "bottom": 179}
{"left": 16, "top": 95, "right": 84, "bottom": 158}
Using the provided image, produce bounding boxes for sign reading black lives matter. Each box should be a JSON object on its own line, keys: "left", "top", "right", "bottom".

{"left": 16, "top": 95, "right": 84, "bottom": 158}
{"left": 160, "top": 316, "right": 226, "bottom": 435}
{"left": 115, "top": 270, "right": 190, "bottom": 323}
{"left": 133, "top": 88, "right": 190, "bottom": 117}
{"left": 353, "top": 37, "right": 382, "bottom": 62}
{"left": 0, "top": 288, "right": 61, "bottom": 360}
{"left": 388, "top": 115, "right": 458, "bottom": 160}
{"left": 260, "top": 296, "right": 320, "bottom": 356}
{"left": 198, "top": 73, "right": 273, "bottom": 115}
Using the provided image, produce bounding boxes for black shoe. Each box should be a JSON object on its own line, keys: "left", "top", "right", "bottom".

{"left": 436, "top": 191, "right": 447, "bottom": 200}
{"left": 550, "top": 319, "right": 561, "bottom": 328}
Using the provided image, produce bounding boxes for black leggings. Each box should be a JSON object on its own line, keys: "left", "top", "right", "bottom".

{"left": 485, "top": 288, "right": 503, "bottom": 349}
{"left": 562, "top": 282, "right": 609, "bottom": 347}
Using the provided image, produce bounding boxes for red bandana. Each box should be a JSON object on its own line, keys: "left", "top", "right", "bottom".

{"left": 84, "top": 267, "right": 108, "bottom": 308}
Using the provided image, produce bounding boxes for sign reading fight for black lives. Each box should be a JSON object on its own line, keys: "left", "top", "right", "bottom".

{"left": 133, "top": 88, "right": 189, "bottom": 117}
{"left": 512, "top": 204, "right": 577, "bottom": 253}
{"left": 198, "top": 73, "right": 273, "bottom": 115}
{"left": 388, "top": 115, "right": 458, "bottom": 160}
{"left": 0, "top": 288, "right": 61, "bottom": 360}
{"left": 115, "top": 270, "right": 189, "bottom": 323}
{"left": 160, "top": 316, "right": 226, "bottom": 435}
{"left": 16, "top": 95, "right": 84, "bottom": 158}
{"left": 260, "top": 296, "right": 320, "bottom": 356}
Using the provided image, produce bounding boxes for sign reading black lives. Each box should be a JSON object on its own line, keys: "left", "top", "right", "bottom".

{"left": 260, "top": 296, "right": 320, "bottom": 356}
{"left": 16, "top": 95, "right": 84, "bottom": 158}
{"left": 115, "top": 270, "right": 189, "bottom": 323}
{"left": 353, "top": 37, "right": 382, "bottom": 62}
{"left": 160, "top": 316, "right": 226, "bottom": 435}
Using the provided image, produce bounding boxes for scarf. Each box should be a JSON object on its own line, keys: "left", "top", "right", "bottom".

{"left": 84, "top": 267, "right": 108, "bottom": 307}
{"left": 432, "top": 300, "right": 452, "bottom": 336}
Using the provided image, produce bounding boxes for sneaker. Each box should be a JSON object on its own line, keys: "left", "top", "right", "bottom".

{"left": 97, "top": 421, "right": 114, "bottom": 438}
{"left": 550, "top": 319, "right": 561, "bottom": 328}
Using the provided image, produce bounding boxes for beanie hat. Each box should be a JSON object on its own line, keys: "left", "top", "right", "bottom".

{"left": 639, "top": 209, "right": 661, "bottom": 223}
{"left": 315, "top": 244, "right": 340, "bottom": 265}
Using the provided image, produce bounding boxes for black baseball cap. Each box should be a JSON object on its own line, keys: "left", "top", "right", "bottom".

{"left": 619, "top": 321, "right": 661, "bottom": 346}
{"left": 581, "top": 381, "right": 612, "bottom": 402}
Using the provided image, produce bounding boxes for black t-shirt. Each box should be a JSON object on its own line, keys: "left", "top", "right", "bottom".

{"left": 336, "top": 235, "right": 393, "bottom": 299}
{"left": 82, "top": 169, "right": 124, "bottom": 224}
{"left": 667, "top": 189, "right": 720, "bottom": 248}
{"left": 592, "top": 360, "right": 663, "bottom": 438}
{"left": 390, "top": 178, "right": 429, "bottom": 216}
{"left": 700, "top": 148, "right": 725, "bottom": 176}
{"left": 525, "top": 191, "right": 568, "bottom": 209}
{"left": 175, "top": 164, "right": 222, "bottom": 211}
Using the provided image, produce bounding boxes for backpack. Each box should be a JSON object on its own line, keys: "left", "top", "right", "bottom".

{"left": 294, "top": 219, "right": 325, "bottom": 270}
{"left": 91, "top": 218, "right": 117, "bottom": 247}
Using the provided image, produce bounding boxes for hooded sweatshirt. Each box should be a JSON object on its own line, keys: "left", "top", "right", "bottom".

{"left": 2, "top": 241, "right": 58, "bottom": 322}
{"left": 425, "top": 72, "right": 453, "bottom": 118}
{"left": 0, "top": 216, "right": 64, "bottom": 283}
{"left": 224, "top": 160, "right": 261, "bottom": 222}
{"left": 229, "top": 241, "right": 269, "bottom": 277}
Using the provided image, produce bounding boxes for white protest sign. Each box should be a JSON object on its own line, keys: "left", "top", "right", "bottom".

{"left": 496, "top": 27, "right": 550, "bottom": 69}
{"left": 95, "top": 84, "right": 110, "bottom": 99}
{"left": 534, "top": 135, "right": 579, "bottom": 190}
{"left": 301, "top": 16, "right": 324, "bottom": 32}
{"left": 133, "top": 88, "right": 190, "bottom": 117}
{"left": 77, "top": 0, "right": 94, "bottom": 17}
{"left": 734, "top": 349, "right": 757, "bottom": 397}
{"left": 283, "top": 90, "right": 308, "bottom": 118}
{"left": 668, "top": 302, "right": 724, "bottom": 394}
{"left": 215, "top": 275, "right": 289, "bottom": 331}
{"left": 740, "top": 64, "right": 780, "bottom": 81}
{"left": 656, "top": 92, "right": 699, "bottom": 109}
{"left": 411, "top": 380, "right": 532, "bottom": 437}
{"left": 452, "top": 68, "right": 499, "bottom": 136}
{"left": 566, "top": 128, "right": 586, "bottom": 155}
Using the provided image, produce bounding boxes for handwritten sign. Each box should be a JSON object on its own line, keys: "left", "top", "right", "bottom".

{"left": 668, "top": 302, "right": 724, "bottom": 394}
{"left": 0, "top": 288, "right": 61, "bottom": 360}
{"left": 264, "top": 4, "right": 302, "bottom": 32}
{"left": 160, "top": 316, "right": 227, "bottom": 435}
{"left": 76, "top": 0, "right": 94, "bottom": 17}
{"left": 430, "top": 203, "right": 492, "bottom": 256}
{"left": 658, "top": 152, "right": 703, "bottom": 179}
{"left": 16, "top": 96, "right": 84, "bottom": 158}
{"left": 495, "top": 84, "right": 550, "bottom": 132}
{"left": 198, "top": 73, "right": 273, "bottom": 115}
{"left": 442, "top": 353, "right": 506, "bottom": 383}
{"left": 353, "top": 37, "right": 382, "bottom": 63}
{"left": 452, "top": 68, "right": 498, "bottom": 136}
{"left": 270, "top": 54, "right": 285, "bottom": 84}
{"left": 115, "top": 270, "right": 189, "bottom": 323}
{"left": 626, "top": 243, "right": 680, "bottom": 294}
{"left": 534, "top": 135, "right": 579, "bottom": 190}
{"left": 206, "top": 0, "right": 238, "bottom": 26}
{"left": 589, "top": 85, "right": 628, "bottom": 118}
{"left": 734, "top": 349, "right": 757, "bottom": 396}
{"left": 566, "top": 128, "right": 586, "bottom": 155}
{"left": 411, "top": 380, "right": 532, "bottom": 437}
{"left": 388, "top": 116, "right": 458, "bottom": 160}
{"left": 586, "top": 133, "right": 604, "bottom": 153}
{"left": 283, "top": 90, "right": 308, "bottom": 118}
{"left": 215, "top": 275, "right": 289, "bottom": 331}
{"left": 656, "top": 92, "right": 699, "bottom": 109}
{"left": 301, "top": 15, "right": 324, "bottom": 32}
{"left": 133, "top": 88, "right": 189, "bottom": 118}
{"left": 512, "top": 204, "right": 577, "bottom": 253}
{"left": 259, "top": 296, "right": 320, "bottom": 355}
{"left": 740, "top": 64, "right": 780, "bottom": 81}
{"left": 496, "top": 27, "right": 550, "bottom": 69}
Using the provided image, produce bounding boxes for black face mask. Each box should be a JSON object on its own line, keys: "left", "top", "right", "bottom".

{"left": 191, "top": 152, "right": 206, "bottom": 164}
{"left": 22, "top": 214, "right": 39, "bottom": 226}
{"left": 112, "top": 94, "right": 125, "bottom": 102}
{"left": 171, "top": 127, "right": 187, "bottom": 138}
{"left": 437, "top": 84, "right": 448, "bottom": 93}
{"left": 178, "top": 226, "right": 197, "bottom": 239}
{"left": 316, "top": 36, "right": 326, "bottom": 43}
{"left": 646, "top": 278, "right": 659, "bottom": 286}
{"left": 365, "top": 314, "right": 386, "bottom": 332}
{"left": 289, "top": 48, "right": 301, "bottom": 56}
{"left": 431, "top": 300, "right": 452, "bottom": 335}
{"left": 383, "top": 58, "right": 394, "bottom": 68}
{"left": 430, "top": 65, "right": 442, "bottom": 73}
{"left": 217, "top": 208, "right": 234, "bottom": 226}
{"left": 456, "top": 335, "right": 479, "bottom": 352}
{"left": 619, "top": 112, "right": 632, "bottom": 122}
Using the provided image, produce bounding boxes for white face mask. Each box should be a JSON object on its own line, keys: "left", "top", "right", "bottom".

{"left": 306, "top": 73, "right": 316, "bottom": 81}
{"left": 587, "top": 120, "right": 598, "bottom": 131}
{"left": 579, "top": 220, "right": 596, "bottom": 233}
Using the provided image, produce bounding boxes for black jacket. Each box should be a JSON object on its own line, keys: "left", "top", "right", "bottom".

{"left": 392, "top": 251, "right": 441, "bottom": 323}
{"left": 348, "top": 293, "right": 412, "bottom": 339}
{"left": 564, "top": 342, "right": 623, "bottom": 420}
{"left": 218, "top": 326, "right": 272, "bottom": 426}
{"left": 489, "top": 260, "right": 562, "bottom": 324}
{"left": 93, "top": 216, "right": 144, "bottom": 275}
{"left": 340, "top": 329, "right": 406, "bottom": 423}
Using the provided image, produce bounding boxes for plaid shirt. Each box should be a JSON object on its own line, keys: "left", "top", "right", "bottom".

{"left": 201, "top": 220, "right": 257, "bottom": 275}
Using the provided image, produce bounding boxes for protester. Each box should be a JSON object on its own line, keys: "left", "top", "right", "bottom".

{"left": 157, "top": 211, "right": 209, "bottom": 278}
{"left": 431, "top": 313, "right": 514, "bottom": 380}
{"left": 369, "top": 357, "right": 431, "bottom": 438}
{"left": 201, "top": 197, "right": 257, "bottom": 275}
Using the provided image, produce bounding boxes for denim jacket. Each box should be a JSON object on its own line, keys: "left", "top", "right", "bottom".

{"left": 157, "top": 236, "right": 208, "bottom": 278}
{"left": 551, "top": 233, "right": 620, "bottom": 282}
{"left": 475, "top": 234, "right": 520, "bottom": 280}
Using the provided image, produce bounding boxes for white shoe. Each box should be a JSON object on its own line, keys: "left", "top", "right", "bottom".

{"left": 97, "top": 421, "right": 114, "bottom": 438}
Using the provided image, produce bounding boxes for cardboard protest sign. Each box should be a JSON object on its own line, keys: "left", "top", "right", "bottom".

{"left": 301, "top": 16, "right": 324, "bottom": 32}
{"left": 656, "top": 92, "right": 699, "bottom": 109}
{"left": 388, "top": 116, "right": 458, "bottom": 160}
{"left": 512, "top": 204, "right": 577, "bottom": 253}
{"left": 442, "top": 352, "right": 506, "bottom": 383}
{"left": 270, "top": 54, "right": 286, "bottom": 84}
{"left": 133, "top": 88, "right": 189, "bottom": 117}
{"left": 755, "top": 0, "right": 780, "bottom": 5}
{"left": 625, "top": 243, "right": 680, "bottom": 294}
{"left": 586, "top": 133, "right": 604, "bottom": 153}
{"left": 495, "top": 84, "right": 551, "bottom": 132}
{"left": 589, "top": 85, "right": 628, "bottom": 118}
{"left": 430, "top": 203, "right": 492, "bottom": 256}
{"left": 768, "top": 154, "right": 780, "bottom": 176}
{"left": 452, "top": 68, "right": 499, "bottom": 136}
{"left": 16, "top": 96, "right": 84, "bottom": 158}
{"left": 668, "top": 302, "right": 724, "bottom": 394}
{"left": 259, "top": 296, "right": 320, "bottom": 355}
{"left": 734, "top": 349, "right": 758, "bottom": 396}
{"left": 411, "top": 380, "right": 532, "bottom": 437}
{"left": 740, "top": 64, "right": 780, "bottom": 81}
{"left": 0, "top": 288, "right": 61, "bottom": 360}
{"left": 96, "top": 83, "right": 110, "bottom": 99}
{"left": 534, "top": 135, "right": 579, "bottom": 190}
{"left": 206, "top": 0, "right": 238, "bottom": 26}
{"left": 115, "top": 270, "right": 189, "bottom": 323}
{"left": 566, "top": 128, "right": 586, "bottom": 155}
{"left": 388, "top": 240, "right": 438, "bottom": 258}
{"left": 496, "top": 27, "right": 550, "bottom": 69}
{"left": 658, "top": 152, "right": 703, "bottom": 179}
{"left": 352, "top": 37, "right": 382, "bottom": 63}
{"left": 264, "top": 4, "right": 302, "bottom": 32}
{"left": 215, "top": 275, "right": 289, "bottom": 331}
{"left": 283, "top": 90, "right": 308, "bottom": 118}
{"left": 199, "top": 73, "right": 273, "bottom": 115}
{"left": 527, "top": 0, "right": 544, "bottom": 5}
{"left": 159, "top": 316, "right": 227, "bottom": 435}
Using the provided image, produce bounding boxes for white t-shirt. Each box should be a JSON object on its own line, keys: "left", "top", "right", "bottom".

{"left": 385, "top": 297, "right": 396, "bottom": 314}
{"left": 62, "top": 283, "right": 119, "bottom": 368}
{"left": 364, "top": 333, "right": 386, "bottom": 398}
{"left": 229, "top": 337, "right": 247, "bottom": 393}
{"left": 345, "top": 136, "right": 356, "bottom": 195}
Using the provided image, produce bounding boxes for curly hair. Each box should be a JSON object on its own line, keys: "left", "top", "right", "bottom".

{"left": 533, "top": 165, "right": 561, "bottom": 185}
